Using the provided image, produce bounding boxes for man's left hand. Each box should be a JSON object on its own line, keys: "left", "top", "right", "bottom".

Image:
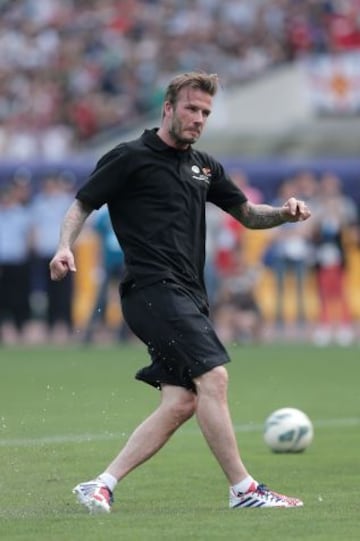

{"left": 281, "top": 197, "right": 311, "bottom": 222}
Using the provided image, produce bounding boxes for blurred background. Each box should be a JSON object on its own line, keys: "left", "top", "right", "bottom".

{"left": 1, "top": 0, "right": 360, "bottom": 347}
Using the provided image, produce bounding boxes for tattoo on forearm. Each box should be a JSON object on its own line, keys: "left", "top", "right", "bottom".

{"left": 59, "top": 200, "right": 92, "bottom": 248}
{"left": 229, "top": 203, "right": 286, "bottom": 229}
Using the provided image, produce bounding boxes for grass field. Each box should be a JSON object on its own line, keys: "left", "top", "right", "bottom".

{"left": 0, "top": 343, "right": 359, "bottom": 541}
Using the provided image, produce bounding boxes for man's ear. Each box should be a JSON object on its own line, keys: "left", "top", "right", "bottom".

{"left": 163, "top": 100, "right": 173, "bottom": 117}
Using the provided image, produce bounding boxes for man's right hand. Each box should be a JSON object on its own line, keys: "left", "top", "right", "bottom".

{"left": 49, "top": 249, "right": 77, "bottom": 281}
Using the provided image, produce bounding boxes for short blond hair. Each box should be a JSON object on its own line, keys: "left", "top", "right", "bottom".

{"left": 164, "top": 72, "right": 219, "bottom": 107}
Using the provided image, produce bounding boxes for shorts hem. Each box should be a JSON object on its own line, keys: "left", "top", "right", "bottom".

{"left": 135, "top": 355, "right": 230, "bottom": 392}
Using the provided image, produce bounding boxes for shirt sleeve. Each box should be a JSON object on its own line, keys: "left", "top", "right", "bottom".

{"left": 76, "top": 145, "right": 131, "bottom": 210}
{"left": 206, "top": 157, "right": 247, "bottom": 210}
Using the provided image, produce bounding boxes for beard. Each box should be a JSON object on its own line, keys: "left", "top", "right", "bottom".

{"left": 168, "top": 116, "right": 199, "bottom": 146}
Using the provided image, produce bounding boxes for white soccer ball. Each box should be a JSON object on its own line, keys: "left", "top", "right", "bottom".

{"left": 264, "top": 407, "right": 314, "bottom": 453}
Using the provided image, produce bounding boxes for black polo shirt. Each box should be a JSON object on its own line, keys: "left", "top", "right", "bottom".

{"left": 76, "top": 128, "right": 247, "bottom": 299}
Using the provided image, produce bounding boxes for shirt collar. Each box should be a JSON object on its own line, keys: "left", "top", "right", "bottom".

{"left": 141, "top": 128, "right": 192, "bottom": 156}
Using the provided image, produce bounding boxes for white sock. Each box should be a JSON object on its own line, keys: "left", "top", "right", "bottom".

{"left": 231, "top": 476, "right": 258, "bottom": 495}
{"left": 97, "top": 472, "right": 118, "bottom": 493}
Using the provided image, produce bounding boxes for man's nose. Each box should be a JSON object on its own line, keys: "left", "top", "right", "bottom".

{"left": 194, "top": 111, "right": 205, "bottom": 123}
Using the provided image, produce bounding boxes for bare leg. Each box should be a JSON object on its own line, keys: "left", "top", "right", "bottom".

{"left": 194, "top": 365, "right": 249, "bottom": 485}
{"left": 105, "top": 385, "right": 196, "bottom": 480}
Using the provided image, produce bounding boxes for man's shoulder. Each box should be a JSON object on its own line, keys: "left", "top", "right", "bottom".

{"left": 96, "top": 135, "right": 146, "bottom": 166}
{"left": 111, "top": 134, "right": 145, "bottom": 154}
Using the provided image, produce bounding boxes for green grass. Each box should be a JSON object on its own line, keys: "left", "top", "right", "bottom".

{"left": 0, "top": 343, "right": 359, "bottom": 541}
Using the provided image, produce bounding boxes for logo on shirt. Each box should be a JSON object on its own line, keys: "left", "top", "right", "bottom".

{"left": 191, "top": 164, "right": 212, "bottom": 184}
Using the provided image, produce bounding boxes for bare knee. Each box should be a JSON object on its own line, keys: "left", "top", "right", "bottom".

{"left": 160, "top": 386, "right": 197, "bottom": 425}
{"left": 194, "top": 365, "right": 229, "bottom": 400}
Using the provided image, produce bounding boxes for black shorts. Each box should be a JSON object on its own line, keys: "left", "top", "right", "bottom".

{"left": 121, "top": 280, "right": 230, "bottom": 392}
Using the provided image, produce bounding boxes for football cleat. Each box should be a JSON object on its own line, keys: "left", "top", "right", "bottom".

{"left": 230, "top": 482, "right": 303, "bottom": 509}
{"left": 73, "top": 479, "right": 114, "bottom": 514}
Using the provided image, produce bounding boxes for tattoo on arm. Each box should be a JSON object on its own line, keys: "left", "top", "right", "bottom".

{"left": 58, "top": 199, "right": 93, "bottom": 249}
{"left": 228, "top": 202, "right": 286, "bottom": 229}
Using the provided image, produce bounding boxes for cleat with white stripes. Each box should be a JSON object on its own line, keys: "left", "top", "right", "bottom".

{"left": 230, "top": 483, "right": 303, "bottom": 509}
{"left": 73, "top": 479, "right": 114, "bottom": 514}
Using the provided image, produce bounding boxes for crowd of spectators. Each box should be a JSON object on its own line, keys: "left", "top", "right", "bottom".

{"left": 1, "top": 166, "right": 358, "bottom": 346}
{"left": 1, "top": 0, "right": 360, "bottom": 159}
{"left": 0, "top": 171, "right": 75, "bottom": 344}
{"left": 205, "top": 169, "right": 359, "bottom": 345}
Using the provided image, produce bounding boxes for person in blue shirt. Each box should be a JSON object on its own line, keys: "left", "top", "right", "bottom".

{"left": 31, "top": 174, "right": 75, "bottom": 342}
{"left": 0, "top": 184, "right": 32, "bottom": 343}
{"left": 82, "top": 207, "right": 128, "bottom": 343}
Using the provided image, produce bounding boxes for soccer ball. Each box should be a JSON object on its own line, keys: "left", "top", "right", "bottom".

{"left": 264, "top": 407, "right": 314, "bottom": 453}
